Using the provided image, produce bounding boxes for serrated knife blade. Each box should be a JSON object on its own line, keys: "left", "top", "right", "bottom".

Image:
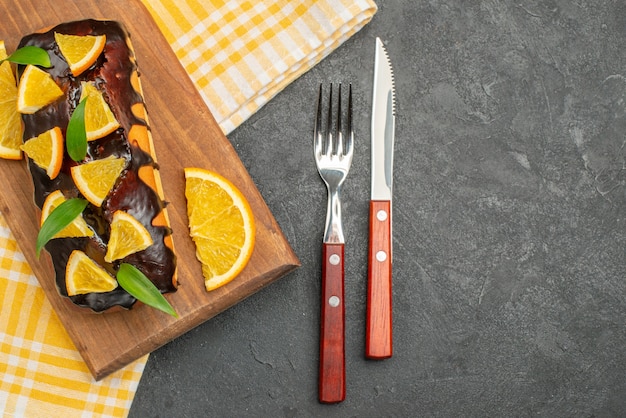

{"left": 366, "top": 37, "right": 396, "bottom": 360}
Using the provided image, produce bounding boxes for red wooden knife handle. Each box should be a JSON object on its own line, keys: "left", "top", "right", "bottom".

{"left": 366, "top": 200, "right": 393, "bottom": 359}
{"left": 319, "top": 243, "right": 346, "bottom": 403}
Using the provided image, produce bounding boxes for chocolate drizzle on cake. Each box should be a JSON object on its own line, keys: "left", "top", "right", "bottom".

{"left": 18, "top": 19, "right": 177, "bottom": 312}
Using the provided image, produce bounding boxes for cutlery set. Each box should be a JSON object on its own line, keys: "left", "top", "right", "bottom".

{"left": 314, "top": 38, "right": 396, "bottom": 404}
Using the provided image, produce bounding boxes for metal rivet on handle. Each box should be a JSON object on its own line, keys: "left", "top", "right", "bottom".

{"left": 329, "top": 254, "right": 340, "bottom": 265}
{"left": 376, "top": 251, "right": 387, "bottom": 262}
{"left": 376, "top": 209, "right": 388, "bottom": 221}
{"left": 328, "top": 296, "right": 340, "bottom": 307}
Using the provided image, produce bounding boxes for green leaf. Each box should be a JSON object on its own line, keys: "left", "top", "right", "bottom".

{"left": 117, "top": 263, "right": 178, "bottom": 317}
{"left": 36, "top": 198, "right": 89, "bottom": 257}
{"left": 1, "top": 46, "right": 51, "bottom": 67}
{"left": 66, "top": 97, "right": 88, "bottom": 161}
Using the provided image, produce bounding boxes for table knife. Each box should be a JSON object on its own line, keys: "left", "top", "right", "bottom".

{"left": 366, "top": 37, "right": 396, "bottom": 360}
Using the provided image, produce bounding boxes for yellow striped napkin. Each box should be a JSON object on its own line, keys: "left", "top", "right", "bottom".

{"left": 141, "top": 0, "right": 378, "bottom": 133}
{"left": 0, "top": 1, "right": 377, "bottom": 416}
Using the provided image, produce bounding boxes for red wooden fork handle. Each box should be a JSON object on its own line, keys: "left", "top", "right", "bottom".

{"left": 319, "top": 243, "right": 346, "bottom": 403}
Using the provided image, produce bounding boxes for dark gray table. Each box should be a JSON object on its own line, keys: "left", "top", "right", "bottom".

{"left": 129, "top": 1, "right": 626, "bottom": 416}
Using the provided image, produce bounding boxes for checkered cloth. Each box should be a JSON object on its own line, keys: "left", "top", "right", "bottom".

{"left": 142, "top": 0, "right": 378, "bottom": 134}
{"left": 0, "top": 1, "right": 377, "bottom": 416}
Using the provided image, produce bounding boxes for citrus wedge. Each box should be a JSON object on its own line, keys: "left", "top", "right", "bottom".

{"left": 184, "top": 167, "right": 255, "bottom": 291}
{"left": 40, "top": 190, "right": 94, "bottom": 238}
{"left": 16, "top": 64, "right": 64, "bottom": 114}
{"left": 21, "top": 126, "right": 64, "bottom": 179}
{"left": 104, "top": 210, "right": 154, "bottom": 263}
{"left": 0, "top": 41, "right": 23, "bottom": 160}
{"left": 54, "top": 32, "right": 106, "bottom": 76}
{"left": 65, "top": 249, "right": 118, "bottom": 296}
{"left": 71, "top": 155, "right": 126, "bottom": 207}
{"left": 80, "top": 81, "right": 120, "bottom": 141}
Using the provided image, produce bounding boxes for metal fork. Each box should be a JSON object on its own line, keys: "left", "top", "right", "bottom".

{"left": 314, "top": 83, "right": 353, "bottom": 404}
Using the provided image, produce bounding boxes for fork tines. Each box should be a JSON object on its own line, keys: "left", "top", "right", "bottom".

{"left": 314, "top": 83, "right": 354, "bottom": 158}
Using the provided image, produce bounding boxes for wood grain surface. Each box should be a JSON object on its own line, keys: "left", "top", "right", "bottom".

{"left": 0, "top": 0, "right": 300, "bottom": 380}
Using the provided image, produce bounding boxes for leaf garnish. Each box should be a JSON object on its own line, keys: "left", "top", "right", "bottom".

{"left": 117, "top": 263, "right": 178, "bottom": 317}
{"left": 36, "top": 198, "right": 89, "bottom": 257}
{"left": 66, "top": 97, "right": 88, "bottom": 161}
{"left": 1, "top": 46, "right": 51, "bottom": 67}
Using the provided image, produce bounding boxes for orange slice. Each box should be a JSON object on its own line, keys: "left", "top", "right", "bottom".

{"left": 0, "top": 41, "right": 23, "bottom": 159}
{"left": 16, "top": 64, "right": 64, "bottom": 114}
{"left": 80, "top": 81, "right": 120, "bottom": 141}
{"left": 40, "top": 190, "right": 94, "bottom": 238}
{"left": 21, "top": 126, "right": 64, "bottom": 179}
{"left": 104, "top": 210, "right": 154, "bottom": 263}
{"left": 71, "top": 155, "right": 126, "bottom": 207}
{"left": 184, "top": 167, "right": 255, "bottom": 291}
{"left": 65, "top": 250, "right": 117, "bottom": 296}
{"left": 54, "top": 32, "right": 106, "bottom": 76}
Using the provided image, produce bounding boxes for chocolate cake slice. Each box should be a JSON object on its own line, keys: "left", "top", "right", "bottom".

{"left": 18, "top": 19, "right": 177, "bottom": 312}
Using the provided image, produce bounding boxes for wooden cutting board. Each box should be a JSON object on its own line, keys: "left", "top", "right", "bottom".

{"left": 0, "top": 0, "right": 300, "bottom": 380}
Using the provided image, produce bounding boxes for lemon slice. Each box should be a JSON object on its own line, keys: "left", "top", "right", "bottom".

{"left": 80, "top": 81, "right": 120, "bottom": 141}
{"left": 21, "top": 126, "right": 64, "bottom": 179}
{"left": 16, "top": 64, "right": 64, "bottom": 114}
{"left": 184, "top": 167, "right": 255, "bottom": 291}
{"left": 65, "top": 250, "right": 117, "bottom": 296}
{"left": 104, "top": 210, "right": 154, "bottom": 263}
{"left": 71, "top": 155, "right": 126, "bottom": 207}
{"left": 0, "top": 41, "right": 23, "bottom": 160}
{"left": 40, "top": 190, "right": 94, "bottom": 238}
{"left": 54, "top": 32, "right": 106, "bottom": 76}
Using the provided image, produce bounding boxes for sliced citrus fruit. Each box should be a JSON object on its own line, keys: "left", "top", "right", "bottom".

{"left": 80, "top": 81, "right": 120, "bottom": 141}
{"left": 65, "top": 249, "right": 118, "bottom": 296}
{"left": 71, "top": 155, "right": 126, "bottom": 207}
{"left": 21, "top": 126, "right": 64, "bottom": 178}
{"left": 40, "top": 190, "right": 94, "bottom": 238}
{"left": 16, "top": 64, "right": 64, "bottom": 114}
{"left": 184, "top": 167, "right": 255, "bottom": 291}
{"left": 0, "top": 41, "right": 23, "bottom": 160}
{"left": 104, "top": 210, "right": 154, "bottom": 263}
{"left": 54, "top": 32, "right": 106, "bottom": 76}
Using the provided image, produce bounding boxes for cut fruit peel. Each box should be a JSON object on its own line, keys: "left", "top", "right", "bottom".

{"left": 40, "top": 190, "right": 93, "bottom": 239}
{"left": 66, "top": 250, "right": 118, "bottom": 296}
{"left": 16, "top": 64, "right": 64, "bottom": 114}
{"left": 105, "top": 210, "right": 154, "bottom": 263}
{"left": 184, "top": 167, "right": 255, "bottom": 291}
{"left": 71, "top": 156, "right": 126, "bottom": 206}
{"left": 0, "top": 40, "right": 23, "bottom": 160}
{"left": 21, "top": 126, "right": 64, "bottom": 179}
{"left": 54, "top": 32, "right": 106, "bottom": 76}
